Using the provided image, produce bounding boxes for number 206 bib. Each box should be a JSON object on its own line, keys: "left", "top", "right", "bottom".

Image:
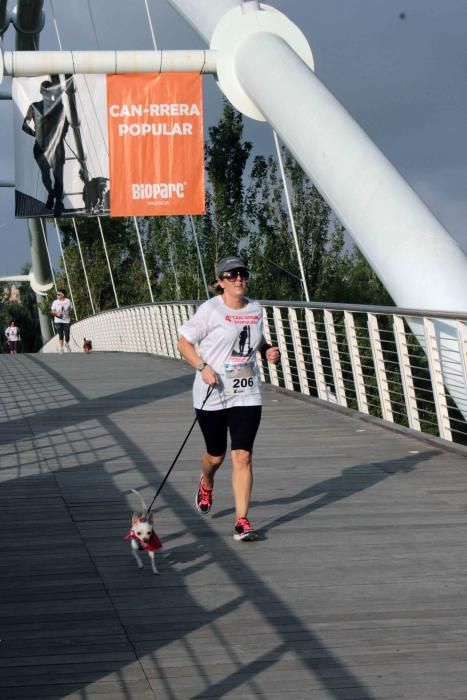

{"left": 223, "top": 358, "right": 259, "bottom": 395}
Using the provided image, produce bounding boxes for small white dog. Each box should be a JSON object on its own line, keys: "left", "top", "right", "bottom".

{"left": 123, "top": 489, "right": 162, "bottom": 575}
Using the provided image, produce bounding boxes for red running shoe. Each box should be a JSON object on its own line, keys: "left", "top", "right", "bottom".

{"left": 195, "top": 475, "right": 213, "bottom": 514}
{"left": 233, "top": 517, "right": 258, "bottom": 542}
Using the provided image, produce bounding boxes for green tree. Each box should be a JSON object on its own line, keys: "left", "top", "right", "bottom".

{"left": 344, "top": 246, "right": 394, "bottom": 306}
{"left": 246, "top": 144, "right": 392, "bottom": 305}
{"left": 246, "top": 154, "right": 300, "bottom": 299}
{"left": 146, "top": 101, "right": 254, "bottom": 298}
{"left": 0, "top": 266, "right": 42, "bottom": 353}
{"left": 52, "top": 216, "right": 157, "bottom": 316}
{"left": 201, "top": 100, "right": 252, "bottom": 276}
{"left": 246, "top": 148, "right": 350, "bottom": 301}
{"left": 148, "top": 216, "right": 199, "bottom": 300}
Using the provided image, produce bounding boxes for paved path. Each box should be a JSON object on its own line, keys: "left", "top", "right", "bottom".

{"left": 1, "top": 352, "right": 467, "bottom": 699}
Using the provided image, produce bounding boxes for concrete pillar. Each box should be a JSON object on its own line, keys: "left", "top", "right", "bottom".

{"left": 28, "top": 219, "right": 53, "bottom": 342}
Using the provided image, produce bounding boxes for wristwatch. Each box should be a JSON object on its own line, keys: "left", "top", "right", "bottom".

{"left": 197, "top": 362, "right": 207, "bottom": 372}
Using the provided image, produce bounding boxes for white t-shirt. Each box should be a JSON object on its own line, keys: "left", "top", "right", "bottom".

{"left": 178, "top": 295, "right": 264, "bottom": 410}
{"left": 5, "top": 326, "right": 19, "bottom": 341}
{"left": 51, "top": 298, "right": 73, "bottom": 323}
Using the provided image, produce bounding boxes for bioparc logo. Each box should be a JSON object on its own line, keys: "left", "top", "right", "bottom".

{"left": 131, "top": 182, "right": 186, "bottom": 201}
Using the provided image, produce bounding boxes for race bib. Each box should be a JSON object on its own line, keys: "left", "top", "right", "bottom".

{"left": 223, "top": 358, "right": 259, "bottom": 395}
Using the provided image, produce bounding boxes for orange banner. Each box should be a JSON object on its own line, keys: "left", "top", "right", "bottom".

{"left": 107, "top": 73, "right": 205, "bottom": 217}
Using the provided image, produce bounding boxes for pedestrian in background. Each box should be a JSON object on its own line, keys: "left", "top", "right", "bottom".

{"left": 5, "top": 320, "right": 21, "bottom": 354}
{"left": 50, "top": 289, "right": 73, "bottom": 353}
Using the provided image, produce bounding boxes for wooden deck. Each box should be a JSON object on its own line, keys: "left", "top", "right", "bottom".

{"left": 1, "top": 352, "right": 467, "bottom": 700}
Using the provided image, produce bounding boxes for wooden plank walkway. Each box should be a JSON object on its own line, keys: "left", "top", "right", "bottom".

{"left": 1, "top": 352, "right": 467, "bottom": 700}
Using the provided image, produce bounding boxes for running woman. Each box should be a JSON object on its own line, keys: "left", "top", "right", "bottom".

{"left": 50, "top": 289, "right": 73, "bottom": 353}
{"left": 177, "top": 256, "right": 281, "bottom": 541}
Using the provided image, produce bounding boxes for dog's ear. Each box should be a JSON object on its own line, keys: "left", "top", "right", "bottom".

{"left": 131, "top": 513, "right": 140, "bottom": 526}
{"left": 148, "top": 513, "right": 154, "bottom": 524}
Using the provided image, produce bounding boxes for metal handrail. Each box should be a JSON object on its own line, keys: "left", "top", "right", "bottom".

{"left": 42, "top": 300, "right": 467, "bottom": 446}
{"left": 45, "top": 298, "right": 467, "bottom": 321}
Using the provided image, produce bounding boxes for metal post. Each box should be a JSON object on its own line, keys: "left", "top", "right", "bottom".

{"left": 13, "top": 0, "right": 52, "bottom": 344}
{"left": 273, "top": 306, "right": 293, "bottom": 390}
{"left": 367, "top": 313, "right": 393, "bottom": 422}
{"left": 28, "top": 218, "right": 53, "bottom": 342}
{"left": 154, "top": 306, "right": 170, "bottom": 356}
{"left": 344, "top": 310, "right": 369, "bottom": 415}
{"left": 262, "top": 308, "right": 279, "bottom": 386}
{"left": 305, "top": 308, "right": 327, "bottom": 401}
{"left": 288, "top": 307, "right": 310, "bottom": 395}
{"left": 324, "top": 309, "right": 347, "bottom": 407}
{"left": 393, "top": 315, "right": 420, "bottom": 431}
{"left": 423, "top": 318, "right": 452, "bottom": 441}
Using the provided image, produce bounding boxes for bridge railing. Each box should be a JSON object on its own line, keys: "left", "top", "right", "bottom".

{"left": 42, "top": 301, "right": 467, "bottom": 445}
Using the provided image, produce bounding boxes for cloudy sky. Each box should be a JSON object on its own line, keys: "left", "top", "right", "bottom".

{"left": 1, "top": 0, "right": 466, "bottom": 276}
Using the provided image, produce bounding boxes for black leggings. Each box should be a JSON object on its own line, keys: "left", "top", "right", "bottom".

{"left": 55, "top": 322, "right": 70, "bottom": 342}
{"left": 195, "top": 405, "right": 262, "bottom": 456}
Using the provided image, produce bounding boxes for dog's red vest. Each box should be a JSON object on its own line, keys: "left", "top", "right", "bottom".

{"left": 123, "top": 529, "right": 162, "bottom": 551}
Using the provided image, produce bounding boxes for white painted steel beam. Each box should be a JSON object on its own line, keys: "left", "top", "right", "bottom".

{"left": 167, "top": 0, "right": 240, "bottom": 45}
{"left": 0, "top": 275, "right": 29, "bottom": 282}
{"left": 2, "top": 50, "right": 217, "bottom": 77}
{"left": 234, "top": 32, "right": 467, "bottom": 313}
{"left": 168, "top": 1, "right": 467, "bottom": 314}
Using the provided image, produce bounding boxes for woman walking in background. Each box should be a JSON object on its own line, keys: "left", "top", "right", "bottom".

{"left": 5, "top": 320, "right": 21, "bottom": 354}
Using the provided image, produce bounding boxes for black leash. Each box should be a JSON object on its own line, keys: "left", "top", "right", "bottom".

{"left": 147, "top": 385, "right": 214, "bottom": 513}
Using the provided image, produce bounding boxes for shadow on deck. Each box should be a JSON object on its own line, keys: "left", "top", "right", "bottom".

{"left": 0, "top": 353, "right": 466, "bottom": 700}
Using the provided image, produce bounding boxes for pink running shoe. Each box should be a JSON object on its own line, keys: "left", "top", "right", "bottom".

{"left": 233, "top": 516, "right": 258, "bottom": 542}
{"left": 195, "top": 475, "right": 213, "bottom": 514}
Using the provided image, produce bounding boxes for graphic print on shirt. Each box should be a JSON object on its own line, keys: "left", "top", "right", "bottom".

{"left": 5, "top": 327, "right": 19, "bottom": 341}
{"left": 52, "top": 298, "right": 72, "bottom": 322}
{"left": 224, "top": 313, "right": 261, "bottom": 395}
